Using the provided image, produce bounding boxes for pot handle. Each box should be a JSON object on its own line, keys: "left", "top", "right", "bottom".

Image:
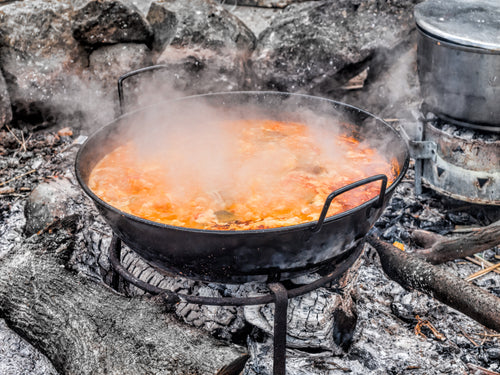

{"left": 117, "top": 64, "right": 169, "bottom": 115}
{"left": 311, "top": 174, "right": 387, "bottom": 233}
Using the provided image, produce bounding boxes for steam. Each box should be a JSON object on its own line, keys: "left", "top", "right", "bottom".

{"left": 97, "top": 92, "right": 399, "bottom": 224}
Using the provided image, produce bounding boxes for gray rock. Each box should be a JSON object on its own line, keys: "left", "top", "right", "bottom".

{"left": 222, "top": 4, "right": 282, "bottom": 38}
{"left": 155, "top": 45, "right": 251, "bottom": 94}
{"left": 250, "top": 0, "right": 419, "bottom": 94}
{"left": 89, "top": 43, "right": 153, "bottom": 95}
{"left": 0, "top": 70, "right": 12, "bottom": 128}
{"left": 72, "top": 0, "right": 153, "bottom": 45}
{"left": 24, "top": 177, "right": 81, "bottom": 236}
{"left": 146, "top": 2, "right": 178, "bottom": 51}
{"left": 151, "top": 0, "right": 256, "bottom": 94}
{"left": 0, "top": 0, "right": 83, "bottom": 62}
{"left": 0, "top": 0, "right": 88, "bottom": 126}
{"left": 151, "top": 0, "right": 255, "bottom": 52}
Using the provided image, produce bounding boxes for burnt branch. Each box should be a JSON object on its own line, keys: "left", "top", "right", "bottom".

{"left": 366, "top": 234, "right": 500, "bottom": 333}
{"left": 0, "top": 245, "right": 244, "bottom": 375}
{"left": 411, "top": 220, "right": 500, "bottom": 264}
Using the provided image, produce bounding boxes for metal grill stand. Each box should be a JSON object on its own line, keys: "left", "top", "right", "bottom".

{"left": 409, "top": 114, "right": 500, "bottom": 205}
{"left": 108, "top": 234, "right": 363, "bottom": 375}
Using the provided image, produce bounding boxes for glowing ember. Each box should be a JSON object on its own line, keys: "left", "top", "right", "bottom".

{"left": 89, "top": 119, "right": 398, "bottom": 230}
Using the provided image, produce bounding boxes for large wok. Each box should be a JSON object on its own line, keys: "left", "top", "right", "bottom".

{"left": 76, "top": 91, "right": 409, "bottom": 283}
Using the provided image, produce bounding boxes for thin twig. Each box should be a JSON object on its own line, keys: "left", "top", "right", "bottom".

{"left": 459, "top": 328, "right": 479, "bottom": 347}
{"left": 478, "top": 333, "right": 500, "bottom": 338}
{"left": 465, "top": 256, "right": 500, "bottom": 276}
{"left": 466, "top": 262, "right": 500, "bottom": 282}
{"left": 20, "top": 131, "right": 26, "bottom": 152}
{"left": 325, "top": 361, "right": 351, "bottom": 372}
{"left": 414, "top": 315, "right": 445, "bottom": 341}
{"left": 466, "top": 363, "right": 500, "bottom": 375}
{"left": 0, "top": 169, "right": 37, "bottom": 187}
{"left": 6, "top": 125, "right": 22, "bottom": 145}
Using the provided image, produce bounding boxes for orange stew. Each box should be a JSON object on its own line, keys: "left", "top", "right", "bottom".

{"left": 89, "top": 120, "right": 398, "bottom": 230}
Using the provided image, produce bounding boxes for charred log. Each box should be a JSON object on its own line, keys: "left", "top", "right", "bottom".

{"left": 367, "top": 234, "right": 500, "bottom": 333}
{"left": 0, "top": 244, "right": 244, "bottom": 375}
{"left": 411, "top": 220, "right": 500, "bottom": 264}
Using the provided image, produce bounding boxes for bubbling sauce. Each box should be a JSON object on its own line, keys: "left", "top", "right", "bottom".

{"left": 89, "top": 119, "right": 398, "bottom": 230}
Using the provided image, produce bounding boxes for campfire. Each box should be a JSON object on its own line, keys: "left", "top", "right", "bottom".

{"left": 0, "top": 0, "right": 499, "bottom": 375}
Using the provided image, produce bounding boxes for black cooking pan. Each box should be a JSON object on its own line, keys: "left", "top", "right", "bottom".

{"left": 76, "top": 91, "right": 409, "bottom": 283}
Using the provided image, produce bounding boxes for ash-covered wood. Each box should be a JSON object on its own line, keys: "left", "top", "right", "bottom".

{"left": 367, "top": 234, "right": 500, "bottom": 333}
{"left": 411, "top": 220, "right": 500, "bottom": 263}
{"left": 0, "top": 239, "right": 244, "bottom": 374}
{"left": 0, "top": 318, "right": 58, "bottom": 375}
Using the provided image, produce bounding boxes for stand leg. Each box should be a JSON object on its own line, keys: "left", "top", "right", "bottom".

{"left": 110, "top": 235, "right": 122, "bottom": 291}
{"left": 268, "top": 283, "right": 288, "bottom": 375}
{"left": 415, "top": 121, "right": 424, "bottom": 196}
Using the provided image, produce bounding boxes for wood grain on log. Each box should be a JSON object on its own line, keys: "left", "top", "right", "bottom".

{"left": 411, "top": 220, "right": 500, "bottom": 264}
{"left": 367, "top": 234, "right": 500, "bottom": 333}
{"left": 0, "top": 245, "right": 244, "bottom": 375}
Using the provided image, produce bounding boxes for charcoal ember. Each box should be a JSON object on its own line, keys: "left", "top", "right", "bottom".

{"left": 388, "top": 196, "right": 407, "bottom": 211}
{"left": 473, "top": 278, "right": 498, "bottom": 296}
{"left": 151, "top": 0, "right": 255, "bottom": 94}
{"left": 250, "top": 0, "right": 418, "bottom": 93}
{"left": 72, "top": 0, "right": 153, "bottom": 45}
{"left": 24, "top": 177, "right": 82, "bottom": 236}
{"left": 0, "top": 0, "right": 88, "bottom": 126}
{"left": 489, "top": 287, "right": 500, "bottom": 298}
{"left": 0, "top": 71, "right": 12, "bottom": 128}
{"left": 347, "top": 346, "right": 377, "bottom": 370}
{"left": 418, "top": 219, "right": 452, "bottom": 234}
{"left": 390, "top": 301, "right": 415, "bottom": 322}
{"left": 446, "top": 211, "right": 480, "bottom": 226}
{"left": 381, "top": 225, "right": 408, "bottom": 243}
{"left": 487, "top": 347, "right": 500, "bottom": 361}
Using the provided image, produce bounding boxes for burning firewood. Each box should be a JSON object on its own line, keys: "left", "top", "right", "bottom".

{"left": 410, "top": 220, "right": 500, "bottom": 264}
{"left": 367, "top": 234, "right": 500, "bottom": 333}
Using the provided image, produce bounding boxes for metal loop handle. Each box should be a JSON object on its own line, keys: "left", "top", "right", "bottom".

{"left": 311, "top": 174, "right": 388, "bottom": 233}
{"left": 117, "top": 64, "right": 169, "bottom": 115}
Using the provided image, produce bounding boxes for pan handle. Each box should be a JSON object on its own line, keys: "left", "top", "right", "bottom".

{"left": 311, "top": 174, "right": 387, "bottom": 233}
{"left": 117, "top": 64, "right": 169, "bottom": 115}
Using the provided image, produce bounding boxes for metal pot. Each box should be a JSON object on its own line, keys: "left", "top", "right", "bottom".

{"left": 75, "top": 91, "right": 409, "bottom": 284}
{"left": 415, "top": 0, "right": 500, "bottom": 131}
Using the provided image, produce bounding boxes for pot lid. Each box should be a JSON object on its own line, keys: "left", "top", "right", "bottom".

{"left": 414, "top": 0, "right": 500, "bottom": 51}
